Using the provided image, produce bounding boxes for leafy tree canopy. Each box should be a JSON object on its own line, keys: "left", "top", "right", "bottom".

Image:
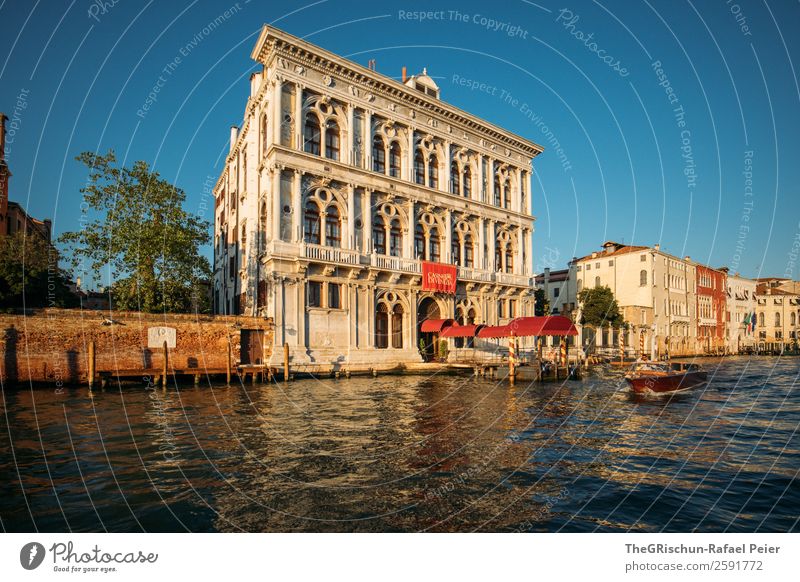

{"left": 0, "top": 232, "right": 77, "bottom": 309}
{"left": 59, "top": 151, "right": 211, "bottom": 313}
{"left": 577, "top": 285, "right": 625, "bottom": 328}
{"left": 534, "top": 287, "right": 550, "bottom": 316}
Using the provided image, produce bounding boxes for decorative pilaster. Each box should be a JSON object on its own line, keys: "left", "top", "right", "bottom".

{"left": 293, "top": 82, "right": 303, "bottom": 150}
{"left": 292, "top": 170, "right": 302, "bottom": 241}
{"left": 363, "top": 188, "right": 372, "bottom": 253}
{"left": 346, "top": 183, "right": 355, "bottom": 249}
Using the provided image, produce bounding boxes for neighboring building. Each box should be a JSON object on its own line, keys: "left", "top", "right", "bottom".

{"left": 574, "top": 241, "right": 698, "bottom": 358}
{"left": 755, "top": 278, "right": 800, "bottom": 352}
{"left": 213, "top": 26, "right": 541, "bottom": 367}
{"left": 0, "top": 112, "right": 52, "bottom": 243}
{"left": 0, "top": 113, "right": 8, "bottom": 232}
{"left": 535, "top": 264, "right": 577, "bottom": 317}
{"left": 723, "top": 269, "right": 757, "bottom": 353}
{"left": 695, "top": 264, "right": 727, "bottom": 354}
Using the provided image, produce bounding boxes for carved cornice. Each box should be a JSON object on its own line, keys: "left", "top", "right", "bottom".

{"left": 253, "top": 26, "right": 543, "bottom": 160}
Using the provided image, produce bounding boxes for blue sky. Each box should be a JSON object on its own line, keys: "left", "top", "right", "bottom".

{"left": 1, "top": 0, "right": 798, "bottom": 284}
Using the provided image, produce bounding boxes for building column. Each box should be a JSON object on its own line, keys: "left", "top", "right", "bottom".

{"left": 407, "top": 128, "right": 415, "bottom": 181}
{"left": 296, "top": 278, "right": 306, "bottom": 349}
{"left": 516, "top": 228, "right": 525, "bottom": 275}
{"left": 293, "top": 82, "right": 303, "bottom": 150}
{"left": 406, "top": 199, "right": 415, "bottom": 258}
{"left": 363, "top": 188, "right": 372, "bottom": 253}
{"left": 347, "top": 105, "right": 355, "bottom": 165}
{"left": 293, "top": 170, "right": 302, "bottom": 242}
{"left": 365, "top": 110, "right": 373, "bottom": 169}
{"left": 271, "top": 79, "right": 282, "bottom": 146}
{"left": 487, "top": 220, "right": 496, "bottom": 271}
{"left": 443, "top": 141, "right": 451, "bottom": 193}
{"left": 477, "top": 217, "right": 485, "bottom": 270}
{"left": 271, "top": 167, "right": 281, "bottom": 241}
{"left": 346, "top": 183, "right": 355, "bottom": 249}
{"left": 487, "top": 158, "right": 495, "bottom": 205}
{"left": 367, "top": 285, "right": 375, "bottom": 348}
{"left": 348, "top": 283, "right": 358, "bottom": 350}
{"left": 444, "top": 209, "right": 452, "bottom": 263}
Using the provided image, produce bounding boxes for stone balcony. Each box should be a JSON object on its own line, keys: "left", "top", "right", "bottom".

{"left": 264, "top": 241, "right": 531, "bottom": 287}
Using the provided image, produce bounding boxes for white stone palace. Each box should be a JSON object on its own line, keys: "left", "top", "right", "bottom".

{"left": 213, "top": 26, "right": 542, "bottom": 368}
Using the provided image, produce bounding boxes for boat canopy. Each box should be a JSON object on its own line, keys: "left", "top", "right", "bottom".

{"left": 477, "top": 316, "right": 578, "bottom": 338}
{"left": 419, "top": 318, "right": 456, "bottom": 333}
{"left": 439, "top": 324, "right": 485, "bottom": 338}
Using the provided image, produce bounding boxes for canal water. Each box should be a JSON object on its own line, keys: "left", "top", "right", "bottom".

{"left": 1, "top": 356, "right": 798, "bottom": 532}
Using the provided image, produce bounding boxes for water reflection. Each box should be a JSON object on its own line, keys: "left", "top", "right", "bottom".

{"left": 0, "top": 356, "right": 798, "bottom": 532}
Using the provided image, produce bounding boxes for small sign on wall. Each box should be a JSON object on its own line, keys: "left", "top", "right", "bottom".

{"left": 147, "top": 326, "right": 177, "bottom": 349}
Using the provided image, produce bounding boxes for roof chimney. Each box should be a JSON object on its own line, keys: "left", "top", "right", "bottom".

{"left": 401, "top": 66, "right": 407, "bottom": 82}
{"left": 654, "top": 243, "right": 660, "bottom": 251}
{"left": 230, "top": 125, "right": 238, "bottom": 154}
{"left": 368, "top": 59, "right": 376, "bottom": 71}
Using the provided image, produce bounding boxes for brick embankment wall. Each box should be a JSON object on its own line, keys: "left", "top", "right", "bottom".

{"left": 0, "top": 309, "right": 273, "bottom": 386}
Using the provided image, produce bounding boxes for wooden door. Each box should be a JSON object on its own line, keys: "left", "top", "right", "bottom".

{"left": 240, "top": 329, "right": 265, "bottom": 365}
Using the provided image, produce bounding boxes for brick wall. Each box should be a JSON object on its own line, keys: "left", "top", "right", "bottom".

{"left": 0, "top": 309, "right": 273, "bottom": 386}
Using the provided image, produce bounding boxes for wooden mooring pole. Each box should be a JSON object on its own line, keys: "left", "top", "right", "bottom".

{"left": 283, "top": 342, "right": 290, "bottom": 382}
{"left": 162, "top": 341, "right": 168, "bottom": 389}
{"left": 226, "top": 342, "right": 232, "bottom": 385}
{"left": 87, "top": 341, "right": 96, "bottom": 390}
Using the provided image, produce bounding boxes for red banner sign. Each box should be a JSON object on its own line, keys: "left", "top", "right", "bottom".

{"left": 422, "top": 261, "right": 457, "bottom": 294}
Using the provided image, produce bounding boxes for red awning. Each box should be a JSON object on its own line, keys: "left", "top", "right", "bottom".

{"left": 420, "top": 318, "right": 456, "bottom": 333}
{"left": 477, "top": 316, "right": 578, "bottom": 338}
{"left": 440, "top": 324, "right": 484, "bottom": 338}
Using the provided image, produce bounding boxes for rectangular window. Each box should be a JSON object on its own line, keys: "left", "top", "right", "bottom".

{"left": 328, "top": 283, "right": 341, "bottom": 309}
{"left": 307, "top": 281, "right": 322, "bottom": 308}
{"left": 554, "top": 287, "right": 560, "bottom": 297}
{"left": 509, "top": 300, "right": 517, "bottom": 318}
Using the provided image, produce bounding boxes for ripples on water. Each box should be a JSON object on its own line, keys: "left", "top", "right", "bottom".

{"left": 1, "top": 356, "right": 798, "bottom": 532}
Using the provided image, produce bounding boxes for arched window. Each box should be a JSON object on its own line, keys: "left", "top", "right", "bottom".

{"left": 505, "top": 249, "right": 514, "bottom": 273}
{"left": 595, "top": 276, "right": 601, "bottom": 287}
{"left": 640, "top": 269, "right": 647, "bottom": 286}
{"left": 429, "top": 226, "right": 440, "bottom": 262}
{"left": 259, "top": 202, "right": 267, "bottom": 250}
{"left": 504, "top": 179, "right": 511, "bottom": 209}
{"left": 414, "top": 224, "right": 425, "bottom": 259}
{"left": 791, "top": 312, "right": 796, "bottom": 326}
{"left": 494, "top": 242, "right": 502, "bottom": 271}
{"left": 325, "top": 206, "right": 341, "bottom": 248}
{"left": 389, "top": 219, "right": 402, "bottom": 257}
{"left": 775, "top": 312, "right": 781, "bottom": 327}
{"left": 428, "top": 154, "right": 438, "bottom": 189}
{"left": 452, "top": 237, "right": 461, "bottom": 265}
{"left": 373, "top": 215, "right": 386, "bottom": 255}
{"left": 414, "top": 150, "right": 425, "bottom": 184}
{"left": 389, "top": 142, "right": 401, "bottom": 178}
{"left": 494, "top": 175, "right": 501, "bottom": 206}
{"left": 372, "top": 135, "right": 385, "bottom": 173}
{"left": 304, "top": 113, "right": 321, "bottom": 155}
{"left": 463, "top": 167, "right": 471, "bottom": 198}
{"left": 391, "top": 305, "right": 404, "bottom": 348}
{"left": 464, "top": 234, "right": 474, "bottom": 267}
{"left": 376, "top": 304, "right": 389, "bottom": 349}
{"left": 303, "top": 200, "right": 321, "bottom": 244}
{"left": 325, "top": 119, "right": 340, "bottom": 160}
{"left": 759, "top": 312, "right": 764, "bottom": 327}
{"left": 450, "top": 161, "right": 460, "bottom": 195}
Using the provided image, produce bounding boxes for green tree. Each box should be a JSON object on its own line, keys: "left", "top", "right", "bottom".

{"left": 577, "top": 285, "right": 625, "bottom": 327}
{"left": 534, "top": 287, "right": 550, "bottom": 316}
{"left": 0, "top": 232, "right": 77, "bottom": 309}
{"left": 59, "top": 151, "right": 211, "bottom": 313}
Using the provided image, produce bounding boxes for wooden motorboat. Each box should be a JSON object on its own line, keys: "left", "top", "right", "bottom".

{"left": 624, "top": 361, "right": 708, "bottom": 394}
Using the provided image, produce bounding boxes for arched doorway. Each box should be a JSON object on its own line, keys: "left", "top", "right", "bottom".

{"left": 418, "top": 296, "right": 441, "bottom": 362}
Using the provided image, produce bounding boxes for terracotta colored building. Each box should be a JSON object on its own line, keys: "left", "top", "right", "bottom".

{"left": 696, "top": 264, "right": 727, "bottom": 353}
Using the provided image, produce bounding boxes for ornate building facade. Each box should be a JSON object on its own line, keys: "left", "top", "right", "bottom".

{"left": 213, "top": 27, "right": 542, "bottom": 367}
